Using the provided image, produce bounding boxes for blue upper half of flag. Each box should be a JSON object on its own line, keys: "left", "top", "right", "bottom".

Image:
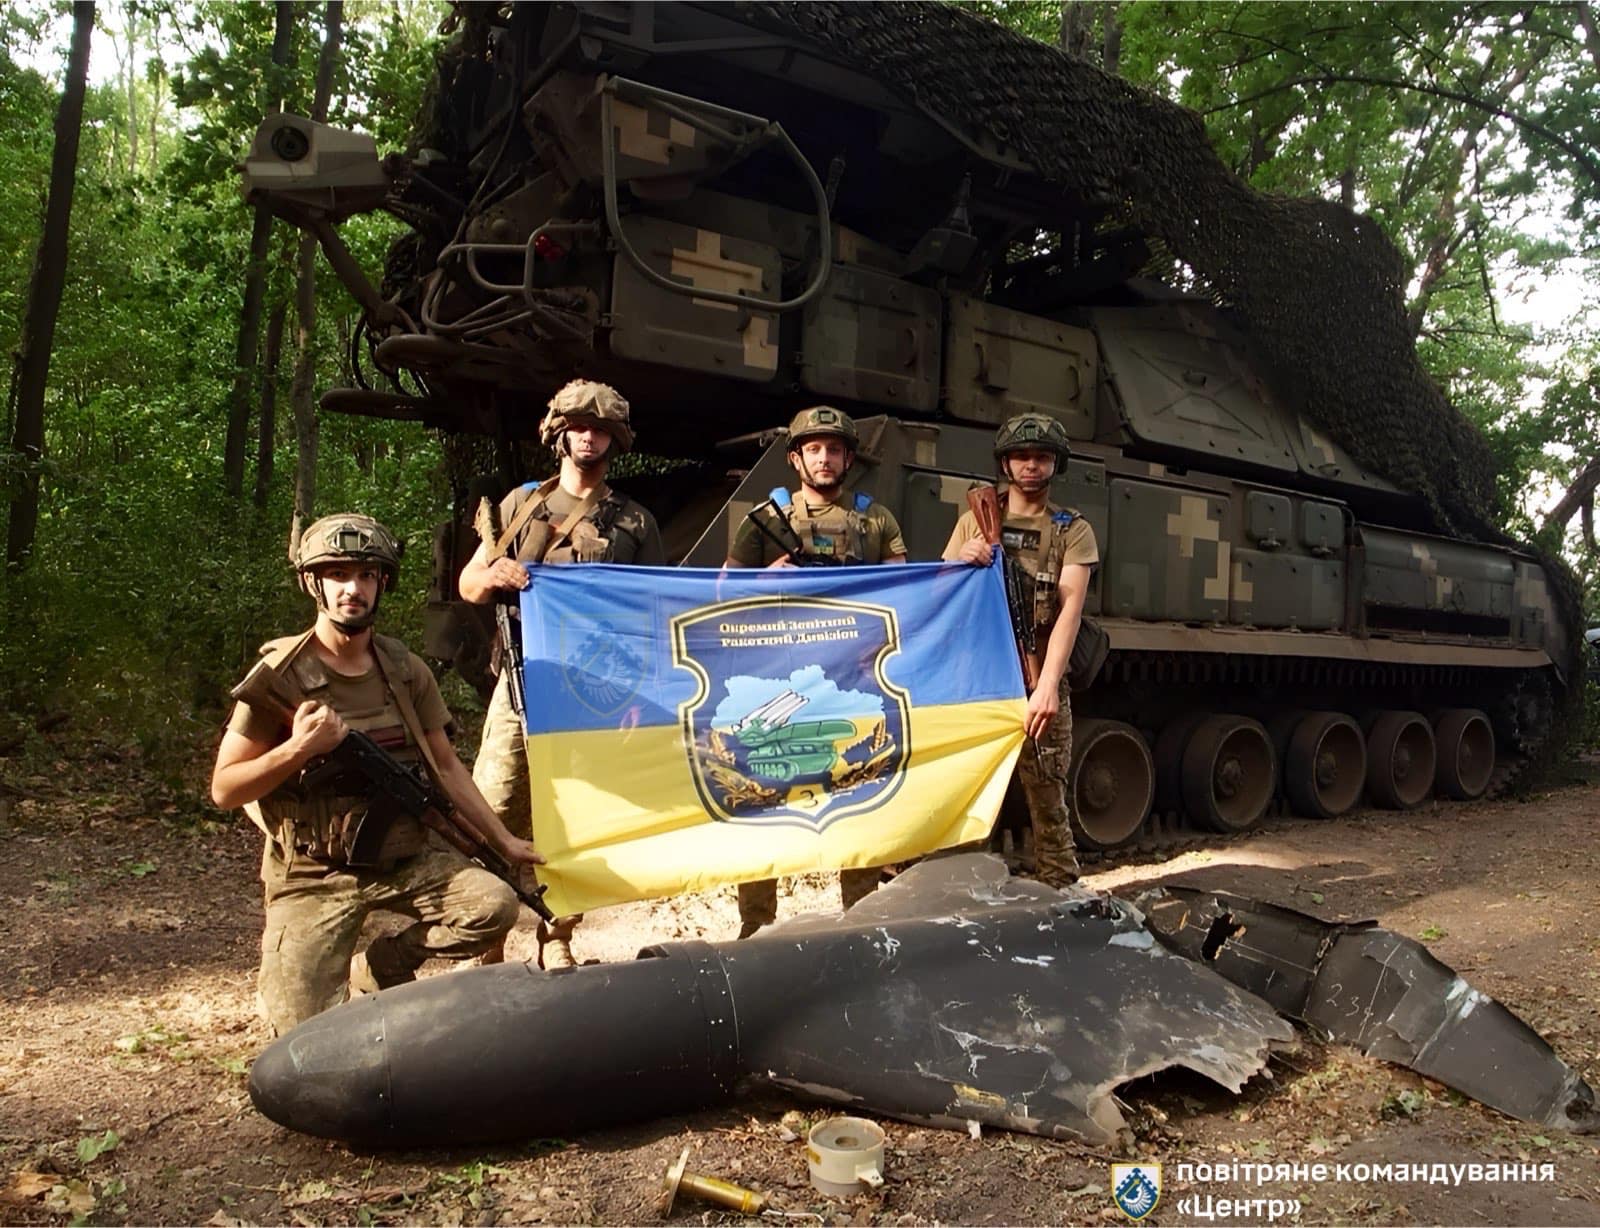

{"left": 518, "top": 559, "right": 1023, "bottom": 736}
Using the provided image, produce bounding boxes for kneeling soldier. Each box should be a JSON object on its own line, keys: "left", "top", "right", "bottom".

{"left": 211, "top": 514, "right": 543, "bottom": 1036}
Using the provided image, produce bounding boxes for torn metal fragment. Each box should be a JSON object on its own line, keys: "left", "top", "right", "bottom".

{"left": 1135, "top": 886, "right": 1597, "bottom": 1133}
{"left": 249, "top": 854, "right": 1290, "bottom": 1147}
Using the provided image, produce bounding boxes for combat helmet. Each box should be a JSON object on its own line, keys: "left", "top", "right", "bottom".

{"left": 539, "top": 379, "right": 634, "bottom": 453}
{"left": 295, "top": 513, "right": 403, "bottom": 628}
{"left": 786, "top": 405, "right": 859, "bottom": 450}
{"left": 994, "top": 412, "right": 1070, "bottom": 463}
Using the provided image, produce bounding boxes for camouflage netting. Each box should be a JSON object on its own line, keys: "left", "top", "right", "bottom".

{"left": 744, "top": 0, "right": 1497, "bottom": 540}
{"left": 740, "top": 1, "right": 1586, "bottom": 760}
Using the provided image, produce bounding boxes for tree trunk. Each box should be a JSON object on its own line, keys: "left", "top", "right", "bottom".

{"left": 5, "top": 2, "right": 94, "bottom": 571}
{"left": 288, "top": 1, "right": 345, "bottom": 553}
{"left": 1579, "top": 3, "right": 1600, "bottom": 78}
{"left": 1060, "top": 1, "right": 1091, "bottom": 57}
{"left": 1540, "top": 457, "right": 1600, "bottom": 539}
{"left": 122, "top": 3, "right": 139, "bottom": 175}
{"left": 253, "top": 298, "right": 287, "bottom": 508}
{"left": 222, "top": 0, "right": 293, "bottom": 499}
{"left": 1101, "top": 2, "right": 1122, "bottom": 75}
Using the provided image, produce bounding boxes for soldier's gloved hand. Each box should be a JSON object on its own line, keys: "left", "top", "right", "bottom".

{"left": 1024, "top": 684, "right": 1060, "bottom": 740}
{"left": 487, "top": 557, "right": 531, "bottom": 590}
{"left": 957, "top": 539, "right": 995, "bottom": 567}
{"left": 290, "top": 701, "right": 348, "bottom": 758}
{"left": 765, "top": 553, "right": 797, "bottom": 569}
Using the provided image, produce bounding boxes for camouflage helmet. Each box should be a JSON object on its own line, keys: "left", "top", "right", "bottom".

{"left": 786, "top": 405, "right": 859, "bottom": 450}
{"left": 994, "top": 412, "right": 1070, "bottom": 463}
{"left": 295, "top": 513, "right": 403, "bottom": 594}
{"left": 539, "top": 379, "right": 634, "bottom": 452}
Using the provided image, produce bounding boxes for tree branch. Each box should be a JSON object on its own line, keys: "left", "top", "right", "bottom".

{"left": 1540, "top": 455, "right": 1600, "bottom": 536}
{"left": 1204, "top": 72, "right": 1600, "bottom": 188}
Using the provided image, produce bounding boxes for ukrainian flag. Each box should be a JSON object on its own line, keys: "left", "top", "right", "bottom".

{"left": 519, "top": 560, "right": 1026, "bottom": 915}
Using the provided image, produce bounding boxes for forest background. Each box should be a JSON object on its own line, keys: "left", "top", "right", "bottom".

{"left": 1, "top": 0, "right": 1598, "bottom": 797}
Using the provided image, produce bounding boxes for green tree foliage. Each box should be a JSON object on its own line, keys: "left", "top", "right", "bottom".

{"left": 0, "top": 0, "right": 451, "bottom": 768}
{"left": 976, "top": 1, "right": 1600, "bottom": 552}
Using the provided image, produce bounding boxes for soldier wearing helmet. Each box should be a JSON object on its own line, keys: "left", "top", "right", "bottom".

{"left": 723, "top": 406, "right": 907, "bottom": 937}
{"left": 211, "top": 514, "right": 543, "bottom": 1036}
{"left": 458, "top": 379, "right": 663, "bottom": 968}
{"left": 943, "top": 413, "right": 1099, "bottom": 886}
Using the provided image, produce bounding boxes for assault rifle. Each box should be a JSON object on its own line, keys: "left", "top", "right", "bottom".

{"left": 473, "top": 496, "right": 527, "bottom": 719}
{"left": 231, "top": 659, "right": 552, "bottom": 921}
{"left": 965, "top": 483, "right": 1040, "bottom": 690}
{"left": 742, "top": 488, "right": 843, "bottom": 566}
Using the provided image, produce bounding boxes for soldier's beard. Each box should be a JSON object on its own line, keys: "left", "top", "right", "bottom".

{"left": 564, "top": 434, "right": 610, "bottom": 473}
{"left": 319, "top": 586, "right": 380, "bottom": 632}
{"left": 799, "top": 456, "right": 848, "bottom": 496}
{"left": 331, "top": 608, "right": 378, "bottom": 632}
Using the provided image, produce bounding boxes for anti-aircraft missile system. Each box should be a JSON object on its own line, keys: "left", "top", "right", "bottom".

{"left": 239, "top": 1, "right": 1579, "bottom": 854}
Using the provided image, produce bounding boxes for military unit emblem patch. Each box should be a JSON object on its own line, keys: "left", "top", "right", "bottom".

{"left": 671, "top": 596, "right": 908, "bottom": 829}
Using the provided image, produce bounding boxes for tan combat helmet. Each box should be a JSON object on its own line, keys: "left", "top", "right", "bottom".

{"left": 786, "top": 405, "right": 859, "bottom": 451}
{"left": 295, "top": 513, "right": 404, "bottom": 627}
{"left": 539, "top": 379, "right": 635, "bottom": 452}
{"left": 994, "top": 412, "right": 1070, "bottom": 463}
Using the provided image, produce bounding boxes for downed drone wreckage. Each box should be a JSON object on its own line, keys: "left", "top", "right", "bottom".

{"left": 250, "top": 855, "right": 1596, "bottom": 1147}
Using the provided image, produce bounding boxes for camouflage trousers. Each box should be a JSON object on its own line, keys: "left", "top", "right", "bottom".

{"left": 737, "top": 867, "right": 883, "bottom": 930}
{"left": 257, "top": 837, "right": 518, "bottom": 1036}
{"left": 473, "top": 671, "right": 579, "bottom": 943}
{"left": 1015, "top": 685, "right": 1082, "bottom": 887}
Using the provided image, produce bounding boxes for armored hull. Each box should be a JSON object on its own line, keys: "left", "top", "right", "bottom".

{"left": 240, "top": 1, "right": 1576, "bottom": 851}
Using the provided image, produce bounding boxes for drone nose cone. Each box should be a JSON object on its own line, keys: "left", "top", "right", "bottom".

{"left": 250, "top": 996, "right": 394, "bottom": 1142}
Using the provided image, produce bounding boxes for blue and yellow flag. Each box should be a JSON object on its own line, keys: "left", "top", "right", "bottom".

{"left": 518, "top": 560, "right": 1026, "bottom": 915}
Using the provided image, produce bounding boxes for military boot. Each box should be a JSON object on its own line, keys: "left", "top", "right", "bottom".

{"left": 349, "top": 935, "right": 419, "bottom": 996}
{"left": 536, "top": 920, "right": 576, "bottom": 970}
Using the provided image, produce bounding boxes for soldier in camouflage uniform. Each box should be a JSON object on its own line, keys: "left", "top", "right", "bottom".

{"left": 459, "top": 380, "right": 664, "bottom": 968}
{"left": 724, "top": 406, "right": 908, "bottom": 937}
{"left": 211, "top": 515, "right": 542, "bottom": 1037}
{"left": 943, "top": 413, "right": 1098, "bottom": 886}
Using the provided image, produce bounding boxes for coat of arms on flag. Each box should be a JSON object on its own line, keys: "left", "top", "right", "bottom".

{"left": 672, "top": 598, "right": 909, "bottom": 829}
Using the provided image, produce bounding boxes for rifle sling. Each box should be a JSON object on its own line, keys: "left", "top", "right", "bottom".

{"left": 493, "top": 478, "right": 605, "bottom": 561}
{"left": 370, "top": 644, "right": 445, "bottom": 790}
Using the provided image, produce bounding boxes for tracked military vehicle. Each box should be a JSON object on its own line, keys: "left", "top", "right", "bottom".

{"left": 240, "top": 1, "right": 1578, "bottom": 852}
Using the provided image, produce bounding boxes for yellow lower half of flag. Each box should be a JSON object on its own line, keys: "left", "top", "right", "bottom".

{"left": 525, "top": 699, "right": 1026, "bottom": 915}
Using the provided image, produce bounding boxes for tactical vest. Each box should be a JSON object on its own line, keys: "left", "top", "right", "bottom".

{"left": 248, "top": 632, "right": 427, "bottom": 867}
{"left": 512, "top": 478, "right": 629, "bottom": 565}
{"left": 1001, "top": 506, "right": 1081, "bottom": 630}
{"left": 783, "top": 491, "right": 875, "bottom": 563}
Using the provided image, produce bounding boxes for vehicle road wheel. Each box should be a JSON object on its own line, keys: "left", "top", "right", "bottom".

{"left": 1433, "top": 708, "right": 1495, "bottom": 800}
{"left": 1284, "top": 711, "right": 1366, "bottom": 820}
{"left": 1181, "top": 715, "right": 1276, "bottom": 833}
{"left": 1365, "top": 710, "right": 1435, "bottom": 809}
{"left": 1068, "top": 719, "right": 1154, "bottom": 849}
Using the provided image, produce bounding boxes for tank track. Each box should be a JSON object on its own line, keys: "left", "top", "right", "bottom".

{"left": 1074, "top": 750, "right": 1528, "bottom": 870}
{"left": 1055, "top": 649, "right": 1558, "bottom": 869}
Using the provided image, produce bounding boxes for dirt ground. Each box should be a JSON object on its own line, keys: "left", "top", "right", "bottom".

{"left": 2, "top": 734, "right": 1599, "bottom": 1227}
